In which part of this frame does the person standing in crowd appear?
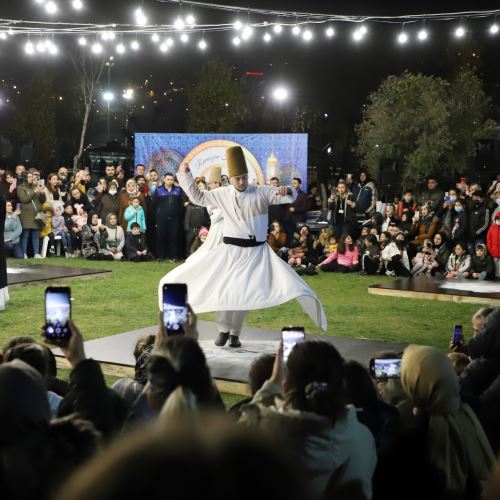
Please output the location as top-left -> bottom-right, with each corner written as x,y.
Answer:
285,177 -> 308,240
396,189 -> 417,218
124,197 -> 147,233
160,146 -> 326,348
44,172 -> 65,209
68,186 -> 92,214
14,163 -> 25,184
268,177 -> 287,227
17,171 -> 46,258
153,172 -> 184,261
468,190 -> 490,255
487,213 -> 500,280
57,166 -> 71,197
417,176 -> 444,210
352,170 -> 378,225
184,179 -> 210,255
0,194 -> 8,311
135,164 -> 146,177
118,179 -> 146,231
328,180 -> 356,240
307,184 -> 322,211
103,164 -> 116,185
3,200 -> 23,258
97,179 -> 120,223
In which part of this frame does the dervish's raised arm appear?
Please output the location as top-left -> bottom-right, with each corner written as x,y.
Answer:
177,163 -> 220,208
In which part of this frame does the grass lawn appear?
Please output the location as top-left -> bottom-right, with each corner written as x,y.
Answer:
1,257 -> 485,352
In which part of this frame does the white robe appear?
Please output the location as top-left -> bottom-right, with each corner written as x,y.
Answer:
158,173 -> 327,330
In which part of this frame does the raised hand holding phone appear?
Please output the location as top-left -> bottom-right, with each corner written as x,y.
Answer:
161,283 -> 188,336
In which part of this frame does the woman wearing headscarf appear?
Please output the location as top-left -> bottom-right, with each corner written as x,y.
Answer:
118,178 -> 146,231
408,202 -> 439,258
103,213 -> 125,260
400,344 -> 494,498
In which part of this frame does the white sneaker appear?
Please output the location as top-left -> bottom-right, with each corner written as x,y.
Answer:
23,253 -> 28,259
34,254 -> 43,259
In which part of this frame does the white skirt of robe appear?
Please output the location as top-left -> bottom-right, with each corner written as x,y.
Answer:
158,240 -> 327,330
0,287 -> 9,312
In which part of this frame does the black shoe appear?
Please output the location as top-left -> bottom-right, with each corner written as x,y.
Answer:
228,335 -> 241,348
215,332 -> 230,347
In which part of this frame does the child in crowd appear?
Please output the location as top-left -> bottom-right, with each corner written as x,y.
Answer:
411,239 -> 437,276
51,204 -> 71,256
486,213 -> 500,280
288,236 -> 308,267
468,243 -> 495,280
381,233 -> 411,276
63,204 -> 79,256
124,197 -> 147,233
125,222 -> 154,261
39,202 -> 56,257
360,233 -> 381,275
190,226 -> 208,255
444,242 -> 471,279
311,227 -> 332,263
317,233 -> 359,272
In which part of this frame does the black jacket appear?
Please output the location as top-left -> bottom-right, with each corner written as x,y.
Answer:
468,202 -> 490,239
469,254 -> 495,279
125,232 -> 149,259
0,195 -> 6,289
153,185 -> 183,220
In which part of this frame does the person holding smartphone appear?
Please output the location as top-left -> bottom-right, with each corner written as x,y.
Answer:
328,180 -> 356,241
160,146 -> 326,348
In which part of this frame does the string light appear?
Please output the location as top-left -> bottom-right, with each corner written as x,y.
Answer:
455,25 -> 466,37
78,36 -> 87,46
241,25 -> 253,40
116,42 -> 125,54
263,32 -> 272,42
233,19 -> 243,30
36,40 -> 46,53
159,42 -> 169,52
418,28 -> 428,41
101,31 -> 116,41
72,0 -> 83,10
489,23 -> 499,34
398,32 -> 408,44
302,28 -> 313,41
25,40 -> 35,55
232,36 -> 241,46
326,26 -> 335,37
292,25 -> 301,36
180,33 -> 189,43
130,39 -> 140,50
151,33 -> 160,43
185,14 -> 196,26
198,38 -> 207,50
135,7 -> 147,26
91,41 -> 103,54
273,24 -> 282,34
0,32 -> 7,41
45,1 -> 58,14
174,16 -> 185,30
166,37 -> 174,47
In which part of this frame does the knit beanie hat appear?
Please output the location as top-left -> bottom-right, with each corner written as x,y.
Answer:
198,226 -> 209,238
226,146 -> 248,178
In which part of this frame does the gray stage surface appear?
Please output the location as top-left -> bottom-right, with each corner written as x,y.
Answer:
7,264 -> 111,287
57,320 -> 407,384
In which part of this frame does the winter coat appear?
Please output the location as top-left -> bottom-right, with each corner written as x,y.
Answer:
97,192 -> 120,223
286,189 -> 309,225
449,210 -> 468,244
267,231 -> 287,253
239,380 -> 377,500
125,232 -> 149,259
124,205 -> 147,232
434,243 -> 451,271
4,213 -> 22,244
486,224 -> 500,258
445,254 -> 471,274
51,215 -> 66,236
184,203 -> 209,232
410,216 -> 439,245
352,181 -> 378,215
468,202 -> 490,240
328,193 -> 356,224
16,183 -> 46,229
460,309 -> 500,453
469,254 -> 495,279
417,187 -> 444,210
118,191 -> 147,231
153,185 -> 183,221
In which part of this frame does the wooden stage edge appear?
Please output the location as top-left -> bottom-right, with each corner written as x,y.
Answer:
55,357 -> 251,397
368,286 -> 500,306
9,271 -> 113,289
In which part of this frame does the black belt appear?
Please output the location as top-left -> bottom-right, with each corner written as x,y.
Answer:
223,236 -> 266,247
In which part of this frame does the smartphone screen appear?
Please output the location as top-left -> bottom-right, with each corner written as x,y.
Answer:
369,358 -> 401,379
45,287 -> 71,342
452,324 -> 463,345
16,203 -> 21,211
162,284 -> 188,334
282,327 -> 305,362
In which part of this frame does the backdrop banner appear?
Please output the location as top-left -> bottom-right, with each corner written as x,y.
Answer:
135,133 -> 308,188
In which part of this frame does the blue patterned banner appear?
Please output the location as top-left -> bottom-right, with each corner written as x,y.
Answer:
135,133 -> 308,189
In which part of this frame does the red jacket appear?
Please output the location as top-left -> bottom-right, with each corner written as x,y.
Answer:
486,224 -> 500,258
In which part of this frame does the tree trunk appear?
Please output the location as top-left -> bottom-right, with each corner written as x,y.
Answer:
73,101 -> 91,171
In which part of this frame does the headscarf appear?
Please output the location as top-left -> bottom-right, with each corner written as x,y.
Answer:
419,201 -> 435,232
125,179 -> 139,199
105,213 -> 118,229
401,345 -> 494,493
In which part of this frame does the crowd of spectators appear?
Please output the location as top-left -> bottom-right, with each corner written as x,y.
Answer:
1,164 -> 499,279
1,305 -> 500,500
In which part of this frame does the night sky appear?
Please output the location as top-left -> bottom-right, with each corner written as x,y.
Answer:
0,0 -> 499,165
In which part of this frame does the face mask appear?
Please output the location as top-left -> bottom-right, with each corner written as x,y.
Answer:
455,207 -> 463,213
108,189 -> 117,195
496,220 -> 500,226
496,199 -> 500,205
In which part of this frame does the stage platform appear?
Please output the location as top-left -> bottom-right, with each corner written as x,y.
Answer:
54,320 -> 406,396
7,264 -> 112,288
369,276 -> 500,305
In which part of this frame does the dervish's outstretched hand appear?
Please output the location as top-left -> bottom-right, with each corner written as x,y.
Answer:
276,186 -> 289,196
178,163 -> 190,174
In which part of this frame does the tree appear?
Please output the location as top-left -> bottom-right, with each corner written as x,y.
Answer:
72,51 -> 106,171
355,70 -> 497,189
187,59 -> 241,132
12,72 -> 57,169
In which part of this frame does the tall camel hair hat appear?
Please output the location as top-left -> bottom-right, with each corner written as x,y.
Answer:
206,166 -> 222,184
226,146 -> 248,178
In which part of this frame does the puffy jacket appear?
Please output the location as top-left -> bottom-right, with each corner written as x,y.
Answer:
17,183 -> 46,229
445,253 -> 471,274
4,213 -> 22,243
486,224 -> 500,258
470,254 -> 495,279
410,216 -> 439,245
468,202 -> 490,239
97,192 -> 120,223
352,181 -> 377,215
153,185 -> 183,220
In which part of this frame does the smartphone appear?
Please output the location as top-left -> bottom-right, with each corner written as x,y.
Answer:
162,284 -> 188,335
97,219 -> 102,226
282,326 -> 305,362
38,179 -> 45,188
444,193 -> 451,203
15,202 -> 21,211
452,324 -> 463,345
44,287 -> 71,343
369,358 -> 401,379
414,211 -> 420,220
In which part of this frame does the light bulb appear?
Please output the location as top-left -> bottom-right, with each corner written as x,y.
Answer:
135,8 -> 147,26
232,36 -> 241,46
180,33 -> 189,43
233,20 -> 242,30
166,37 -> 174,47
263,32 -> 272,42
359,25 -> 368,35
241,25 -> 253,40
292,25 -> 301,36
151,33 -> 160,43
49,43 -> 58,55
185,14 -> 195,26
490,23 -> 499,34
302,29 -> 313,41
131,40 -> 140,50
398,32 -> 408,44
116,43 -> 125,54
78,36 -> 87,46
273,24 -> 282,34
0,32 -> 7,40
25,41 -> 35,55
174,17 -> 185,30
353,29 -> 363,41
45,1 -> 57,14
198,39 -> 207,50
418,29 -> 428,41
159,42 -> 168,53
326,26 -> 335,37
455,26 -> 465,38
72,0 -> 83,10
91,42 -> 103,54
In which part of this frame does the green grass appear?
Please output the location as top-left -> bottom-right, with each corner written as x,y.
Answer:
2,258 -> 484,354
